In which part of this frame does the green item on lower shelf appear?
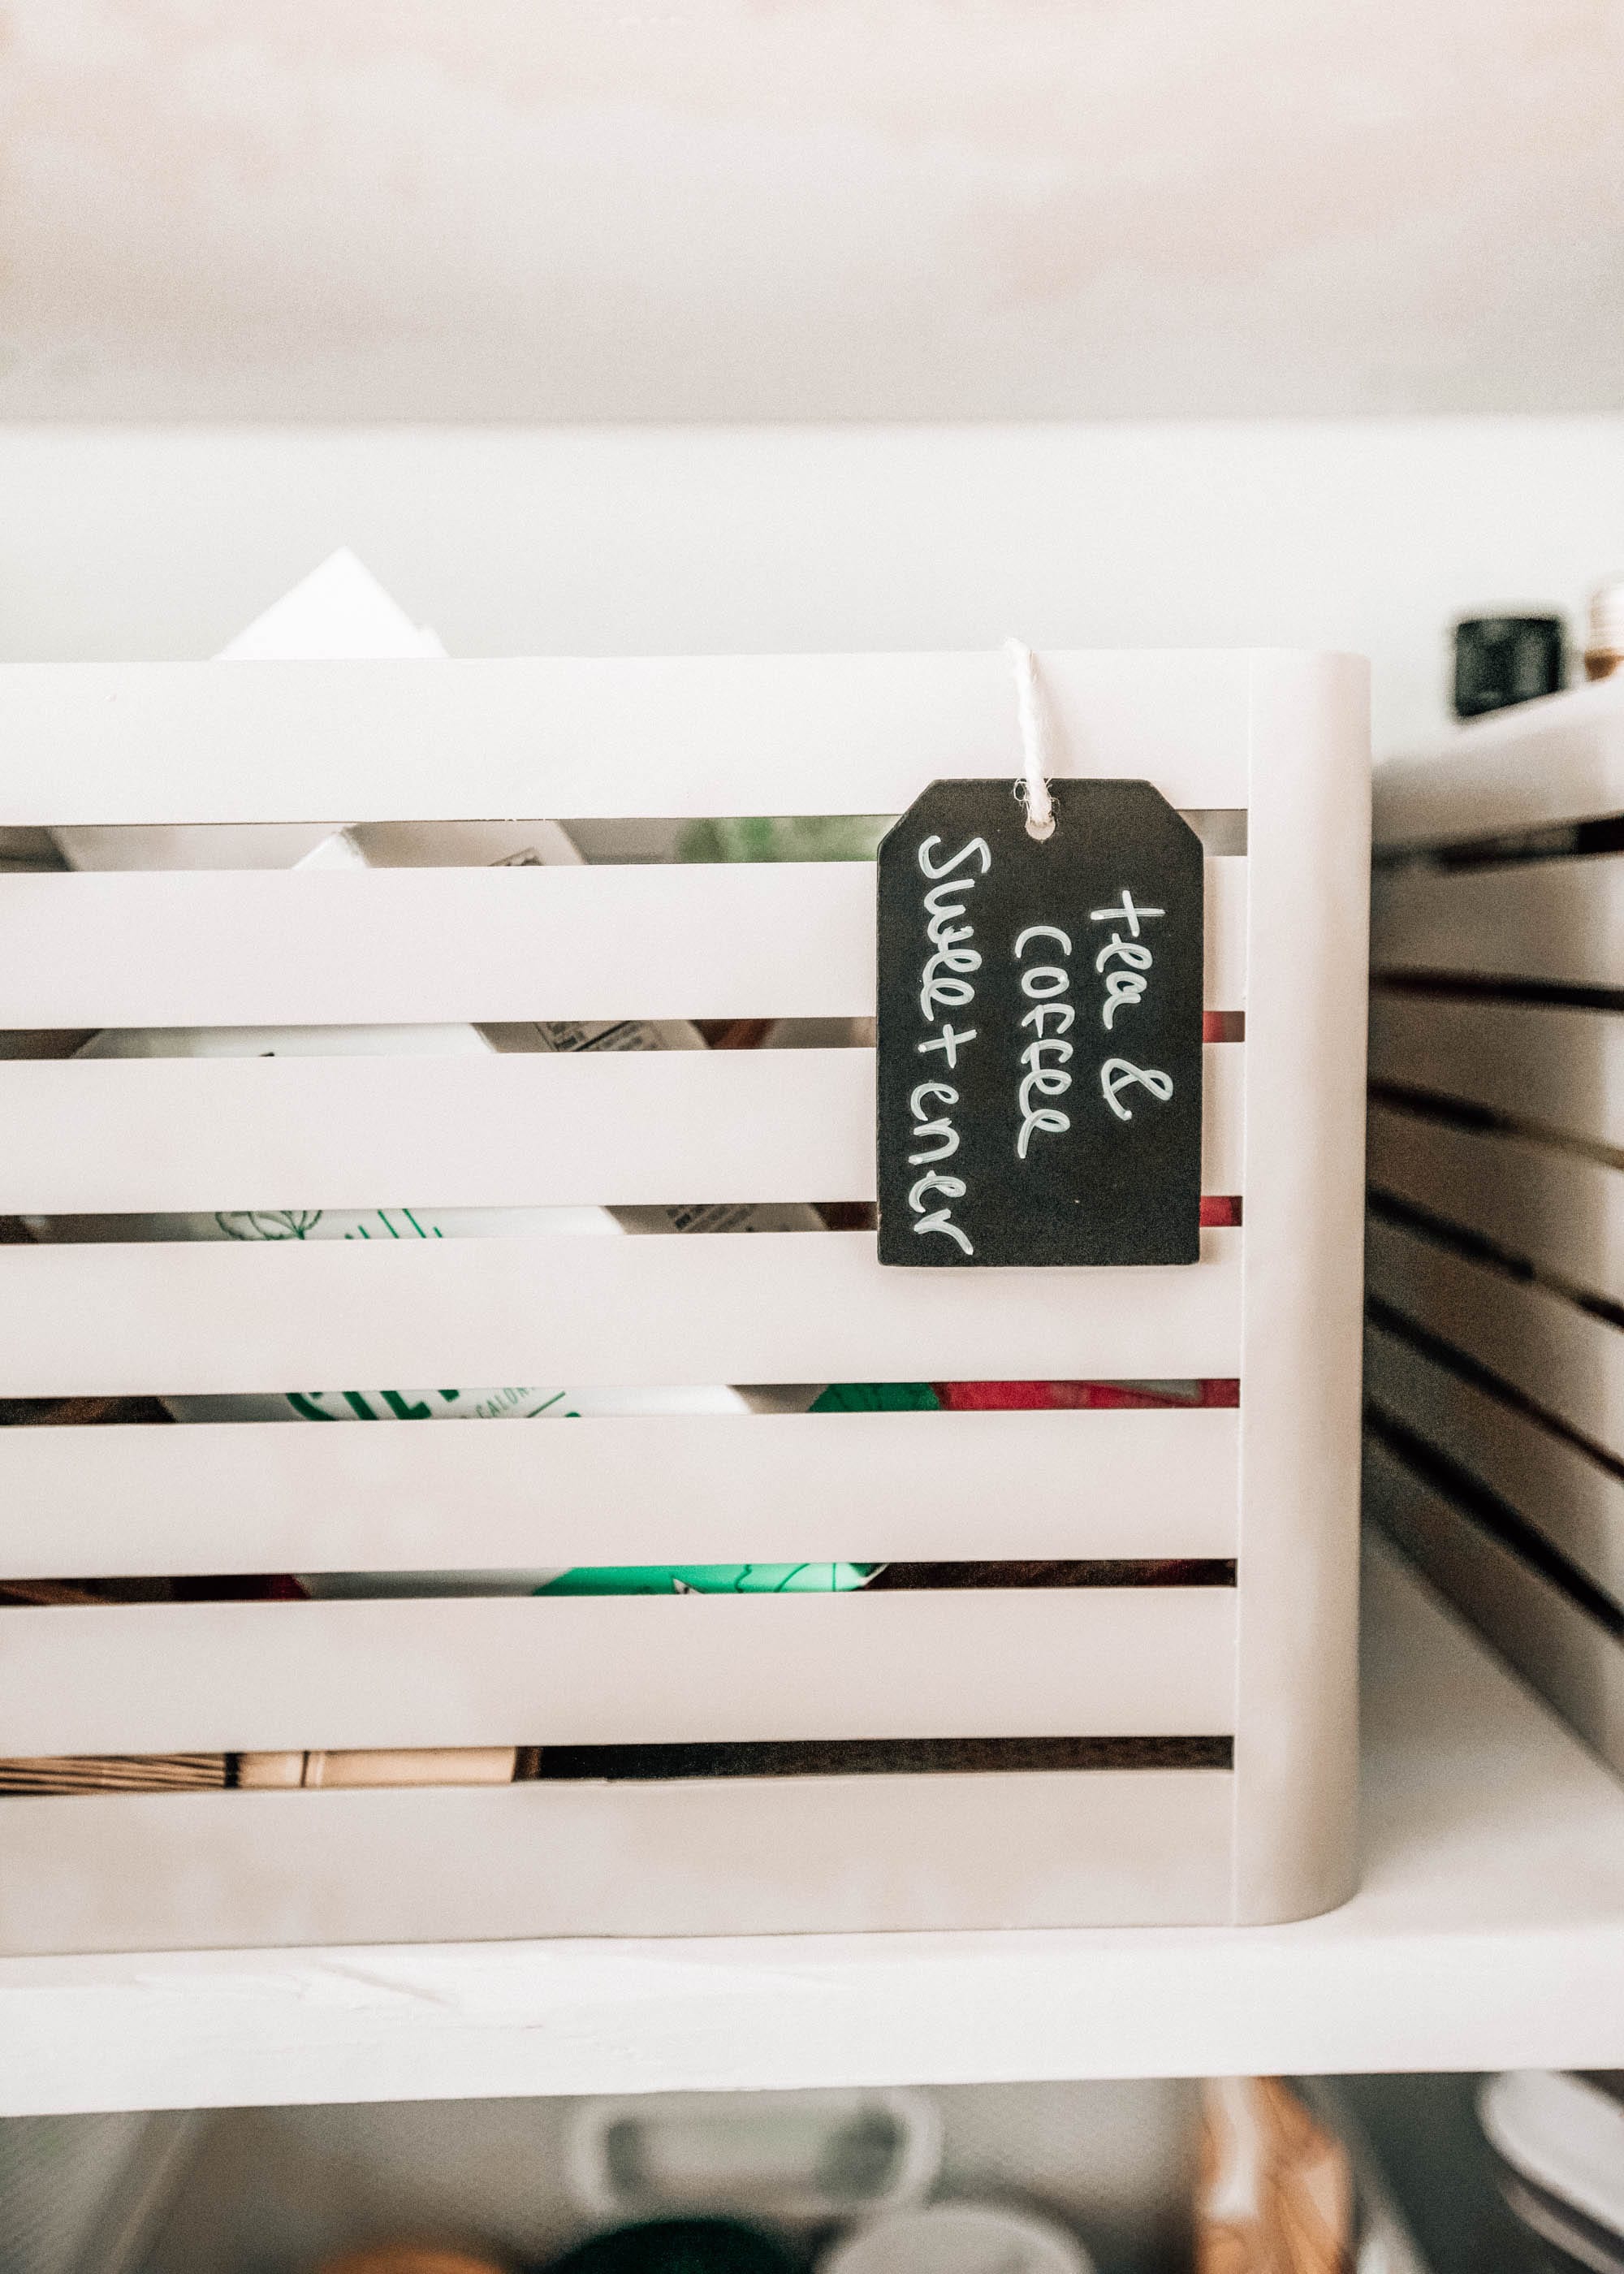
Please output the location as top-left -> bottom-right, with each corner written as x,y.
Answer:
542,2218 -> 794,2272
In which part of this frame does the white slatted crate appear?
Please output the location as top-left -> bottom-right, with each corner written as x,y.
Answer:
1367,677 -> 1624,1775
0,649 -> 1368,1952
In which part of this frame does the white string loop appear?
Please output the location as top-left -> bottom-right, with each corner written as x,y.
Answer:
1004,637 -> 1056,841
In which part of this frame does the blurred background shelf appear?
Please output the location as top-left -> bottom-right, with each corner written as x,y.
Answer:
2,1538 -> 1621,2117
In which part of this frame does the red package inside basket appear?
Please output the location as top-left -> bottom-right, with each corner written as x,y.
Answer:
934,1190 -> 1240,1412
934,1379 -> 1239,1411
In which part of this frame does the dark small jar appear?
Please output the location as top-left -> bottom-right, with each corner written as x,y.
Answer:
1453,614 -> 1566,719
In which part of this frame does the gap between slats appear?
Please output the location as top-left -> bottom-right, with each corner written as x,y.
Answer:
1364,1217 -> 1624,1463
1364,1415 -> 1622,1635
0,858 -> 1247,1028
0,1735 -> 1234,1796
0,1045 -> 1246,1215
1364,1319 -> 1624,1610
1367,992 -> 1624,1163
0,1589 -> 1240,1756
1367,1104 -> 1623,1314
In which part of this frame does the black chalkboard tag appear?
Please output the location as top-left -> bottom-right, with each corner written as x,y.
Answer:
875,778 -> 1204,1268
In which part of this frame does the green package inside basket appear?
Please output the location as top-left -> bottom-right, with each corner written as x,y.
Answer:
534,1382 -> 939,1596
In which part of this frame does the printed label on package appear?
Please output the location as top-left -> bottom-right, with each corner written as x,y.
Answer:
875,777 -> 1204,1267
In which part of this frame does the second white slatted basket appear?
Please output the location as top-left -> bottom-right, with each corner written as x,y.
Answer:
0,648 -> 1368,1952
1367,676 -> 1624,1776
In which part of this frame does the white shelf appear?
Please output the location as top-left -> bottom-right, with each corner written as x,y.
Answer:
2,1538 -> 1622,2117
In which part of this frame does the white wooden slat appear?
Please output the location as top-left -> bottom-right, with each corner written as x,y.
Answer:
1365,1430 -> 1624,1778
0,1589 -> 1238,1754
0,1406 -> 1240,1578
1367,1105 -> 1623,1303
1369,993 -> 1624,1157
0,653 -> 1257,827
0,1226 -> 1243,1397
0,860 -> 1247,1027
1371,854 -> 1622,992
1365,1320 -> 1624,1609
1365,1218 -> 1624,1462
1372,679 -> 1624,851
0,1046 -> 1246,1215
0,1770 -> 1237,1953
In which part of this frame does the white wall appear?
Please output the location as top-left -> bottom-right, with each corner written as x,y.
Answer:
3,420 -> 1621,754
2,0 -> 1620,423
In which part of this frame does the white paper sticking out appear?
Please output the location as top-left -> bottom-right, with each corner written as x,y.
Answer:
52,547 -> 443,874
214,547 -> 444,662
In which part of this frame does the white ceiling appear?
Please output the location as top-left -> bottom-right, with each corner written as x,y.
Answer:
2,0 -> 1622,421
